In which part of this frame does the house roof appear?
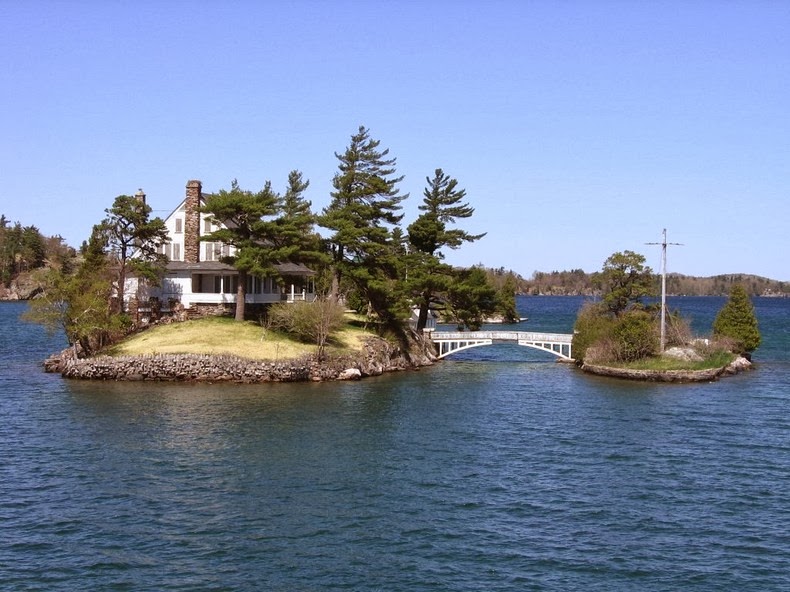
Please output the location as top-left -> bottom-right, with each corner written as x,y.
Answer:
165,261 -> 315,276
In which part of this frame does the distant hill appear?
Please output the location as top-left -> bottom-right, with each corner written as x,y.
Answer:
482,267 -> 789,298
663,273 -> 788,297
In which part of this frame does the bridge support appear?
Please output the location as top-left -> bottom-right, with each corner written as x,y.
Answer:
517,338 -> 572,360
436,337 -> 492,358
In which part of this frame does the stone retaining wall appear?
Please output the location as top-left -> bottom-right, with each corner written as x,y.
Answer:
51,335 -> 436,383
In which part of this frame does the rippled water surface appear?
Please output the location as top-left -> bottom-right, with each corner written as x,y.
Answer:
2,297 -> 789,591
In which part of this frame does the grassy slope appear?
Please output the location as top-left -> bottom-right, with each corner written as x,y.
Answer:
105,316 -> 371,360
606,350 -> 736,371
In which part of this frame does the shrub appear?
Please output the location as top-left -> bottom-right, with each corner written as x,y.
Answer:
665,310 -> 693,348
572,301 -> 615,364
611,310 -> 659,362
573,303 -> 659,364
268,299 -> 347,360
713,284 -> 761,355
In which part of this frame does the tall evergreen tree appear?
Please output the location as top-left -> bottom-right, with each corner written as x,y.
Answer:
274,170 -> 325,268
3,223 -> 24,278
713,284 -> 761,356
100,194 -> 168,313
446,266 -> 497,331
494,273 -> 519,323
21,225 -> 47,270
318,126 -> 408,327
200,179 -> 282,321
0,215 -> 8,285
406,168 -> 485,331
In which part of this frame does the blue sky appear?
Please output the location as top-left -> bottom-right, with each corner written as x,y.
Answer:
1,0 -> 788,280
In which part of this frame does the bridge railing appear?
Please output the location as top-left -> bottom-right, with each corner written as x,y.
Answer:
433,331 -> 572,343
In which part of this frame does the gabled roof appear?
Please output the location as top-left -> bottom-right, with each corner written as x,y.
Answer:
158,195 -> 204,225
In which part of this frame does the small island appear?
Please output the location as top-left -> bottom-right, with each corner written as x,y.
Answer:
25,128 -> 516,382
43,309 -> 438,383
570,251 -> 760,382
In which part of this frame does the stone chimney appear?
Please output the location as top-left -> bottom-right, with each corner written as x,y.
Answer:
134,188 -> 146,204
184,180 -> 202,263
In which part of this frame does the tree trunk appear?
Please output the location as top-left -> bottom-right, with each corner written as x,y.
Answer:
116,259 -> 126,314
330,271 -> 340,303
416,291 -> 431,333
235,270 -> 247,321
329,245 -> 343,303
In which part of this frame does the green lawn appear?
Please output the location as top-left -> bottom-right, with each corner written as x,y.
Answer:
607,350 -> 736,371
105,316 -> 371,360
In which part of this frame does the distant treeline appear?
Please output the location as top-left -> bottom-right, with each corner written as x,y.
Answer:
482,267 -> 789,298
0,214 -> 76,287
4,212 -> 786,300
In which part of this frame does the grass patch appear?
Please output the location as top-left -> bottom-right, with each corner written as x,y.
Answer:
104,315 -> 371,360
608,350 -> 736,371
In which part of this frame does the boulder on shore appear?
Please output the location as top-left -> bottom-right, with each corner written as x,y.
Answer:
338,368 -> 362,380
663,347 -> 704,362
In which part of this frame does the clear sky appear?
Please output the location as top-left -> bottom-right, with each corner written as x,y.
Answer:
1,0 -> 788,280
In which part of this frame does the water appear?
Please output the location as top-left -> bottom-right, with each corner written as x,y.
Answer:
1,296 -> 789,591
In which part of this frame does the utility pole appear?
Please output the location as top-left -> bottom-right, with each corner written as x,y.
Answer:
646,229 -> 682,352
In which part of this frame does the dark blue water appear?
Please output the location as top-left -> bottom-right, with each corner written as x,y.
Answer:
2,297 -> 789,591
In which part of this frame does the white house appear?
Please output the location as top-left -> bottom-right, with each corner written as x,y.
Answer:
126,180 -> 315,318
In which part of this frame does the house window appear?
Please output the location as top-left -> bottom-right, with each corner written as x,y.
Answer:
227,275 -> 238,295
204,219 -> 213,233
213,275 -> 237,294
172,243 -> 181,261
197,274 -> 220,293
174,218 -> 183,233
247,276 -> 262,294
204,243 -> 214,262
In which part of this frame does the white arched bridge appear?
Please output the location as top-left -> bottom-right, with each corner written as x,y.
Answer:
430,330 -> 574,361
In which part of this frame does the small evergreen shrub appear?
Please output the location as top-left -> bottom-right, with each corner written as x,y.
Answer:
713,284 -> 761,355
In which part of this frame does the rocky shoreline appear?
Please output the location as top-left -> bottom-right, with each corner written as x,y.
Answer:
581,356 -> 752,383
44,335 -> 437,383
42,328 -> 753,385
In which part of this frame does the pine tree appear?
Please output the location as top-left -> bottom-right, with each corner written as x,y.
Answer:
446,266 -> 497,331
201,179 -> 281,321
274,170 -> 325,269
100,194 -> 169,313
494,273 -> 519,323
20,225 -> 47,270
713,284 -> 761,356
406,168 -> 485,331
0,215 -> 8,285
318,126 -> 408,327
